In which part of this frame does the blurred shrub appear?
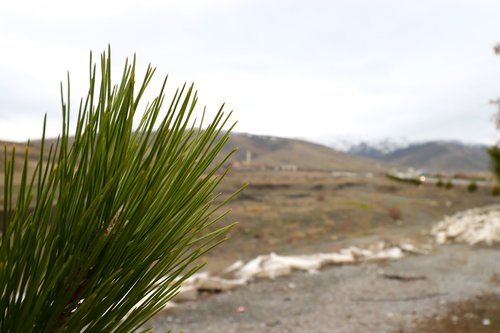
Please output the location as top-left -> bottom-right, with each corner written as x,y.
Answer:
385,173 -> 421,186
312,184 -> 324,191
492,185 -> 500,196
467,181 -> 478,192
488,146 -> 500,183
387,207 -> 403,221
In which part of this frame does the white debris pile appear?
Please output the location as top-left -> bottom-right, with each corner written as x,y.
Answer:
170,241 -> 423,304
431,205 -> 500,245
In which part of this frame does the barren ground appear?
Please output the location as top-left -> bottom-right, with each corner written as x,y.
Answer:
145,170 -> 500,332
147,244 -> 500,333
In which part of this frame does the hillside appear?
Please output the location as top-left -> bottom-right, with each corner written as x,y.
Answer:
0,140 -> 41,179
3,135 -> 489,174
311,137 -> 490,173
1,133 -> 386,181
380,141 -> 489,172
222,133 -> 386,172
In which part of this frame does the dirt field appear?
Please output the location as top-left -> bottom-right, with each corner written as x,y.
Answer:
3,165 -> 498,332
144,169 -> 500,332
202,169 -> 498,272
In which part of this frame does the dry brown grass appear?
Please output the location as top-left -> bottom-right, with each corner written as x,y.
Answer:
3,161 -> 498,272
411,293 -> 500,333
201,169 -> 500,271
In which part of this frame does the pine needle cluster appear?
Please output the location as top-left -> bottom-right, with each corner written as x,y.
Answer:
0,48 -> 241,332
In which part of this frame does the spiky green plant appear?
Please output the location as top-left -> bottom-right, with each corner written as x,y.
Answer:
488,146 -> 500,184
0,48 -> 242,332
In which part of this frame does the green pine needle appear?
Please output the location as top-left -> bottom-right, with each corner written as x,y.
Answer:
0,47 -> 242,332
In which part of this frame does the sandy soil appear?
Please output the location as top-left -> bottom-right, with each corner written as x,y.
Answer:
145,244 -> 500,333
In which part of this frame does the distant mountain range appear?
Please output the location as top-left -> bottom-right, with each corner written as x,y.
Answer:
221,133 -> 386,172
311,137 -> 491,172
307,136 -> 410,155
347,139 -> 410,159
0,133 -> 387,176
0,134 -> 492,175
375,141 -> 490,172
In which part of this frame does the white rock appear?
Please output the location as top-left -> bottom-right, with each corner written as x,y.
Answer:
431,205 -> 500,245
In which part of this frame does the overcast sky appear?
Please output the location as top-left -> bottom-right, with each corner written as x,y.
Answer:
2,0 -> 500,144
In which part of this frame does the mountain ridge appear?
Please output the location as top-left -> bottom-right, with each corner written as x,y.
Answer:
0,133 -> 388,175
221,133 -> 387,172
338,139 -> 489,172
379,140 -> 490,172
1,134 -> 492,174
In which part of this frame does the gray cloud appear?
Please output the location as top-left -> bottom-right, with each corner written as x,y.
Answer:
1,0 -> 500,143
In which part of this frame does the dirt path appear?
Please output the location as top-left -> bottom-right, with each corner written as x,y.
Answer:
146,244 -> 500,333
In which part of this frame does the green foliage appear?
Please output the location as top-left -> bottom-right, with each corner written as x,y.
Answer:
445,180 -> 454,190
436,179 -> 444,187
488,146 -> 500,183
385,173 -> 421,186
467,181 -> 478,193
0,49 -> 242,332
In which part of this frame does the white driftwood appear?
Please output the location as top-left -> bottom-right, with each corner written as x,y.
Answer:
159,241 -> 425,308
234,255 -> 266,280
317,252 -> 356,265
234,254 -> 292,280
267,253 -> 322,272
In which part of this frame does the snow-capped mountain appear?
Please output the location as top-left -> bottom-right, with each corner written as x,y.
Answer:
347,138 -> 411,158
306,136 -> 410,156
304,136 -> 490,172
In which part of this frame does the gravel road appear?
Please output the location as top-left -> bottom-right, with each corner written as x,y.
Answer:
146,244 -> 500,333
